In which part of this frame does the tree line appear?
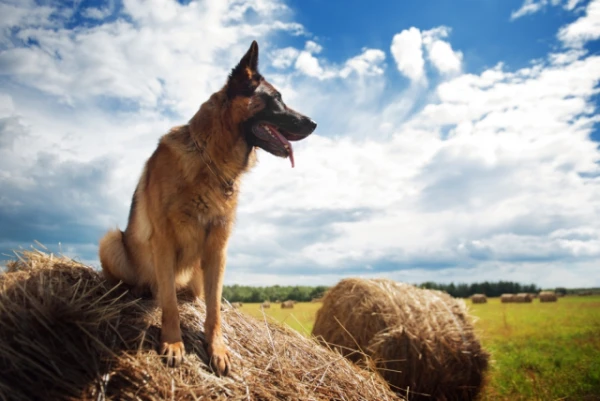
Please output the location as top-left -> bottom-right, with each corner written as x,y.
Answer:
222,284 -> 329,303
222,281 -> 542,302
418,281 -> 540,298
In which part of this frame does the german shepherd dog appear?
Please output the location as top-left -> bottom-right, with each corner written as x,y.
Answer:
98,41 -> 316,376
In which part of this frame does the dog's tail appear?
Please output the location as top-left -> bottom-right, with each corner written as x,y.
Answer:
99,229 -> 137,285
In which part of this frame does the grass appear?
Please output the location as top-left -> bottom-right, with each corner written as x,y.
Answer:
237,296 -> 600,401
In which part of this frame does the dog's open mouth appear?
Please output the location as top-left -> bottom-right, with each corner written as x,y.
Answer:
251,123 -> 295,167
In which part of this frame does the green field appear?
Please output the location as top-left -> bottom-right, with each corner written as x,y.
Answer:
237,296 -> 600,401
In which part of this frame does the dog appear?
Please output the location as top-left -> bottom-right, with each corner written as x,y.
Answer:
98,41 -> 316,376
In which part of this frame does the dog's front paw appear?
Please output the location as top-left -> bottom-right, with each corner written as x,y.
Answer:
160,341 -> 185,367
207,339 -> 231,377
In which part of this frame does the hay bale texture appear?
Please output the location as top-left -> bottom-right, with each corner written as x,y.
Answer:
500,294 -> 515,303
281,300 -> 294,309
471,294 -> 487,304
0,250 -> 403,401
312,278 -> 489,401
514,293 -> 533,303
539,291 -> 558,302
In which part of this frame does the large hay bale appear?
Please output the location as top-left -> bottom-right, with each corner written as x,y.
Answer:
471,294 -> 487,304
261,300 -> 271,309
514,293 -> 533,303
312,278 -> 489,401
281,300 -> 294,309
500,293 -> 515,303
0,251 -> 403,401
539,291 -> 558,302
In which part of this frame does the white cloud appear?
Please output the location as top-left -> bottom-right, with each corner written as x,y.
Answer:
82,7 -> 113,20
294,51 -> 328,78
390,27 -> 425,83
511,0 -> 551,20
565,0 -> 585,10
558,0 -> 600,47
511,0 -> 587,20
340,48 -> 386,78
293,46 -> 386,80
422,27 -> 462,75
270,47 -> 300,69
305,40 -> 323,54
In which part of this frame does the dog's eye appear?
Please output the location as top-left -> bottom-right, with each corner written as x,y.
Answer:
274,93 -> 282,102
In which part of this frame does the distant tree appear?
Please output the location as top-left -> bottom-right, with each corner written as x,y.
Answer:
555,287 -> 567,296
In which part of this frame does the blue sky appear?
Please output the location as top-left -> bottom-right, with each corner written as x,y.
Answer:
1,0 -> 600,287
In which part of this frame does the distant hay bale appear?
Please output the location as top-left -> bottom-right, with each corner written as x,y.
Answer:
514,293 -> 533,303
500,294 -> 515,303
231,302 -> 243,309
312,297 -> 323,303
0,250 -> 403,401
539,291 -> 558,302
281,300 -> 294,309
471,294 -> 487,304
261,301 -> 271,308
312,278 -> 489,401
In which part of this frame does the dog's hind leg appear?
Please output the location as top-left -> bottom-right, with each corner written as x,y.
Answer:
188,261 -> 204,301
152,234 -> 185,367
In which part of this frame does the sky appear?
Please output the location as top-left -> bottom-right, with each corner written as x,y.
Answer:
1,0 -> 600,288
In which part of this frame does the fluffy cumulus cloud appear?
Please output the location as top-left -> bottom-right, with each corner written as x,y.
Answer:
390,26 -> 462,83
391,27 -> 425,83
1,0 -> 600,288
422,27 -> 463,75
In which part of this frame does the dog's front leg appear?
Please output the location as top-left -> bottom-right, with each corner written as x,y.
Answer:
152,235 -> 185,367
202,224 -> 231,376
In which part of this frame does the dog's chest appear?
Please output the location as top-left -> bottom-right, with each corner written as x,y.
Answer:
182,184 -> 239,225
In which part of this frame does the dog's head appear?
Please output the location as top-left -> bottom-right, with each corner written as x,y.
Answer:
226,41 -> 317,167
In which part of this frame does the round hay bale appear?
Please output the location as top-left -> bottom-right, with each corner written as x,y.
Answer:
500,294 -> 515,303
231,302 -> 243,309
312,278 -> 489,401
261,300 -> 271,309
471,294 -> 487,304
539,291 -> 558,302
514,293 -> 533,303
281,300 -> 294,309
0,251 -> 403,401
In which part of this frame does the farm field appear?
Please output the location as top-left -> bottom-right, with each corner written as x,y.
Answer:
237,296 -> 600,401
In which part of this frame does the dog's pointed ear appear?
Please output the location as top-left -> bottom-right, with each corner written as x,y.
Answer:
227,41 -> 260,98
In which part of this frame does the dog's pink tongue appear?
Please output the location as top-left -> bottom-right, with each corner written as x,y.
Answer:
288,145 -> 295,168
270,126 -> 295,168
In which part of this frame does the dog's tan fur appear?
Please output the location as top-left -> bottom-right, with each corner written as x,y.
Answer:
99,43 -> 267,376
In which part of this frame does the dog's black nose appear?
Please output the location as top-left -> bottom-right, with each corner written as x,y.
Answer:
307,118 -> 317,132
